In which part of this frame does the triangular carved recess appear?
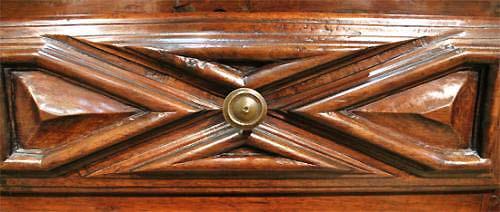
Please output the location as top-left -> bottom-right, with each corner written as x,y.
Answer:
84,117 -> 389,177
143,146 -> 317,171
114,42 -> 357,90
351,71 -> 478,150
12,71 -> 140,149
215,60 -> 276,76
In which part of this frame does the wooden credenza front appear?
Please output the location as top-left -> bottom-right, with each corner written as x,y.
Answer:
0,1 -> 499,211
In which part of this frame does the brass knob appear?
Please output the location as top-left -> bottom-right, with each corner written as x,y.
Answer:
223,88 -> 267,130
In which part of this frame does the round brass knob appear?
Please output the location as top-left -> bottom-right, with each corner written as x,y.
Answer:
223,88 -> 267,130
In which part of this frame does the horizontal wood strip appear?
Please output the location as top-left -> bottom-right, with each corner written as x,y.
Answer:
1,0 -> 498,19
0,193 -> 488,211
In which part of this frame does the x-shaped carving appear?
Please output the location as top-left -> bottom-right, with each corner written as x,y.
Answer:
2,30 -> 492,176
2,35 -> 379,176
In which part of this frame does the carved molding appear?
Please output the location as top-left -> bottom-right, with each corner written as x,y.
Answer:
0,13 -> 499,194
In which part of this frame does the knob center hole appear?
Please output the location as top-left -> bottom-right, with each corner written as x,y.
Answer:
242,105 -> 250,113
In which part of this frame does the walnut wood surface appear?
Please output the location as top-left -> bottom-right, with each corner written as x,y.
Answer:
12,71 -> 138,149
0,193 -> 493,212
0,9 -> 499,208
1,0 -> 499,18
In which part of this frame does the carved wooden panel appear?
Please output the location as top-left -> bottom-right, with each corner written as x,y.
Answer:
0,13 -> 499,194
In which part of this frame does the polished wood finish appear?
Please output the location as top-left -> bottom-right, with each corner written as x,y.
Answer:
12,71 -> 138,149
0,193 -> 492,212
351,71 -> 478,150
1,1 -> 499,210
1,0 -> 498,18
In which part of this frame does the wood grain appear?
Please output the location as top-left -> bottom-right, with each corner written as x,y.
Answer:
2,13 -> 499,63
0,193 -> 489,212
0,69 -> 9,162
1,0 -> 498,18
349,70 -> 479,154
12,71 -> 137,149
